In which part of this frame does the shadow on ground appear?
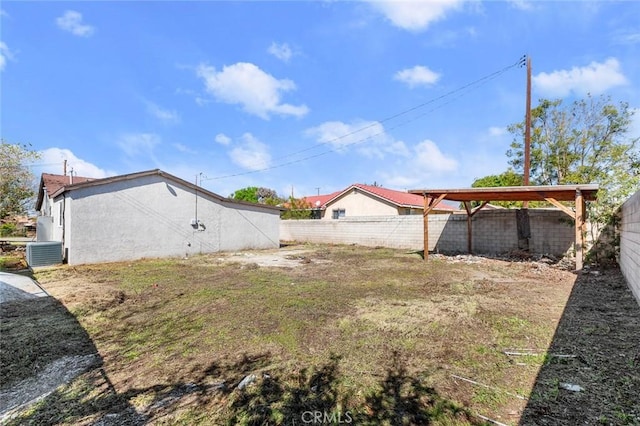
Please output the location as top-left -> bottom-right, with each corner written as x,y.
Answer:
0,290 -> 143,424
3,341 -> 482,425
520,268 -> 640,425
1,265 -> 481,425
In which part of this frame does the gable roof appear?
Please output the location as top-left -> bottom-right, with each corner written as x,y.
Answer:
348,184 -> 426,208
305,184 -> 458,211
41,169 -> 282,212
301,191 -> 342,209
36,173 -> 96,211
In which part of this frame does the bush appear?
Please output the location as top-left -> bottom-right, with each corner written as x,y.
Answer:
0,223 -> 17,237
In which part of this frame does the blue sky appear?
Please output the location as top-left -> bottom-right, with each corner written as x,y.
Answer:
2,1 -> 639,199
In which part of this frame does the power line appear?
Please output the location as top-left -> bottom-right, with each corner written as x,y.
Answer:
26,162 -> 65,168
266,56 -> 525,165
203,56 -> 524,181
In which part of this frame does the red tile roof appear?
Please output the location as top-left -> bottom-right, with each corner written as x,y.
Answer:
41,173 -> 95,195
301,191 -> 342,209
304,184 -> 458,211
36,173 -> 96,211
352,184 -> 426,208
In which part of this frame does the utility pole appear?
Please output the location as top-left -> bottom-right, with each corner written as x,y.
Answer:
523,55 -> 532,208
195,174 -> 198,223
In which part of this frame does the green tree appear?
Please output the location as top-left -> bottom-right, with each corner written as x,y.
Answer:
507,94 -> 639,221
506,95 -> 639,263
230,186 -> 282,205
230,186 -> 260,203
0,141 -> 40,220
470,169 -> 524,208
280,197 -> 313,219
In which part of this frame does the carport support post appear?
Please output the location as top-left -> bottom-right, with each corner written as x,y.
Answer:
575,189 -> 584,270
423,195 -> 432,261
463,202 -> 473,254
422,193 -> 447,261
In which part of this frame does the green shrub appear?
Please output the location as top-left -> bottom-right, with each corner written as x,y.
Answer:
0,223 -> 16,237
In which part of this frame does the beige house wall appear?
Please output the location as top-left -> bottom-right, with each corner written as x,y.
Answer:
321,189 -> 404,220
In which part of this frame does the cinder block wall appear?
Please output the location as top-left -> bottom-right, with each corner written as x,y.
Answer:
528,210 -> 575,254
280,215 -> 426,249
620,190 -> 640,305
471,210 -> 519,253
281,210 -> 574,256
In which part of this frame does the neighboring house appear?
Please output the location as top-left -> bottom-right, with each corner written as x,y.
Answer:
34,169 -> 281,265
300,184 -> 458,220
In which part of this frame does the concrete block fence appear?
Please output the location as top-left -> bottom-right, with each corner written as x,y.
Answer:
280,209 -> 574,256
620,190 -> 640,305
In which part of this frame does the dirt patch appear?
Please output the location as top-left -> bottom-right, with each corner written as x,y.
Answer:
352,295 -> 481,332
211,247 -> 327,268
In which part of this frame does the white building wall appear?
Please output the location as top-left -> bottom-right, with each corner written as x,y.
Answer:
36,216 -> 53,242
36,192 -> 55,241
620,190 -> 640,305
50,198 -> 65,243
62,174 -> 279,265
40,193 -> 53,217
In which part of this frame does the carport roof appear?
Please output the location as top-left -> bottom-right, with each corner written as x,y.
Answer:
408,184 -> 598,202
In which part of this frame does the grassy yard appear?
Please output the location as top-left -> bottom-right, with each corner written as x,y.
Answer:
2,244 -> 582,425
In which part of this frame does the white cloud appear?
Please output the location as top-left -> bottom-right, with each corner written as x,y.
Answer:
533,58 -> 628,97
508,0 -> 534,11
305,120 -> 407,158
367,0 -> 465,32
215,133 -> 231,146
612,29 -> 640,45
229,133 -> 271,171
146,101 -> 180,124
1,9 -> 9,18
0,41 -> 14,71
413,140 -> 458,172
196,62 -> 309,119
173,143 -> 196,154
394,65 -> 441,88
56,10 -> 95,37
306,120 -> 382,150
381,139 -> 458,187
268,42 -> 293,62
488,126 -> 507,137
117,133 -> 161,158
40,148 -> 113,178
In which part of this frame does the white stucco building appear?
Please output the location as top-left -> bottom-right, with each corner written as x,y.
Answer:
35,169 -> 281,265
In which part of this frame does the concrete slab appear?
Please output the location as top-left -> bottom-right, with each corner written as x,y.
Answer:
0,272 -> 49,303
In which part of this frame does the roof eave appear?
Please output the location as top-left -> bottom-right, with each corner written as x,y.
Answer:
48,169 -> 283,212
